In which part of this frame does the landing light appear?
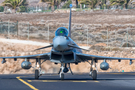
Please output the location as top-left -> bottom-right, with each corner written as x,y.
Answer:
37,64 -> 39,68
92,65 -> 95,68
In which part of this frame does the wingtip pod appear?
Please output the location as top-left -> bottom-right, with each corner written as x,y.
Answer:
1,58 -> 6,64
118,59 -> 133,65
129,59 -> 132,65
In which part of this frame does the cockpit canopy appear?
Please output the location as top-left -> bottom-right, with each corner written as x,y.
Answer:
55,27 -> 69,36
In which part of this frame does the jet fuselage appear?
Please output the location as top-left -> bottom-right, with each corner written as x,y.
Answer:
50,27 -> 82,63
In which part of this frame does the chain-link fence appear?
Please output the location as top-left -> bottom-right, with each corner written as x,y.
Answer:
1,20 -> 135,49
0,20 -> 18,38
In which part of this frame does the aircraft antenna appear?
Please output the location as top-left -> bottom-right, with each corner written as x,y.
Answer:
68,4 -> 72,37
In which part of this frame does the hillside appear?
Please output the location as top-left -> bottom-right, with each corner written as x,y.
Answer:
1,9 -> 135,24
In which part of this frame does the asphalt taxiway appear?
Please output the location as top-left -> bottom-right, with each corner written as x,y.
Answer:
0,72 -> 135,90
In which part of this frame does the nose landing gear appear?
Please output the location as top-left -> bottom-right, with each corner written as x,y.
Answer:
59,63 -> 73,80
60,63 -> 64,80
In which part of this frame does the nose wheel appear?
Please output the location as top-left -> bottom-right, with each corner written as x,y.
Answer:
60,73 -> 64,80
59,63 -> 73,80
59,63 -> 64,80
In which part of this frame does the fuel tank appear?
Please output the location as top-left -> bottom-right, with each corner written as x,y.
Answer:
21,61 -> 32,69
100,62 -> 109,70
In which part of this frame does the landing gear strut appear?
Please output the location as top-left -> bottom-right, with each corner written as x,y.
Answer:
34,58 -> 43,79
59,63 -> 73,80
60,63 -> 64,80
89,60 -> 97,80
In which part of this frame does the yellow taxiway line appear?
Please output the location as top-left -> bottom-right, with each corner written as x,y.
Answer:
16,76 -> 38,90
27,80 -> 99,83
16,75 -> 99,90
106,73 -> 135,75
72,81 -> 87,82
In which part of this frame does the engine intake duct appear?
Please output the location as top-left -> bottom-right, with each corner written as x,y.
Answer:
51,53 -> 62,60
64,52 -> 74,61
51,52 -> 74,62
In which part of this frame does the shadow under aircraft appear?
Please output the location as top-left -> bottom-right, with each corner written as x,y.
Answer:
1,4 -> 135,80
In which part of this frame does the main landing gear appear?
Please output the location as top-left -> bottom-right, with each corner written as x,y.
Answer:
59,63 -> 73,80
35,69 -> 39,79
88,60 -> 97,80
34,58 -> 45,79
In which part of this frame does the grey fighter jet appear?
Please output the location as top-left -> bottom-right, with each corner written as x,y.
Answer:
1,4 -> 135,80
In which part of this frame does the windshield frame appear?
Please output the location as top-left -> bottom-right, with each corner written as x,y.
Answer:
55,27 -> 69,37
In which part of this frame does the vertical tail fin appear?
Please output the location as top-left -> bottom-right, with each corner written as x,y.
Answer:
68,4 -> 72,38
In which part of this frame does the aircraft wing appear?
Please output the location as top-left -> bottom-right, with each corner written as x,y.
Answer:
0,53 -> 50,60
76,53 -> 135,61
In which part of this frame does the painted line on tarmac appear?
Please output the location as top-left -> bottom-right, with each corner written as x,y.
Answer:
27,80 -> 99,83
106,73 -> 135,75
72,81 -> 87,82
16,76 -> 38,90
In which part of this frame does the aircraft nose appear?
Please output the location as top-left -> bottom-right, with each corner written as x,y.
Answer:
53,36 -> 68,51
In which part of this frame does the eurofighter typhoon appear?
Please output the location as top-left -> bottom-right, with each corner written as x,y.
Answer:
1,4 -> 135,80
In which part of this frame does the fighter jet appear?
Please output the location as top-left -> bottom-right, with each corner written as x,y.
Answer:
1,4 -> 135,80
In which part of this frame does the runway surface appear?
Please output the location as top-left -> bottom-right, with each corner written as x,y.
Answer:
0,72 -> 135,90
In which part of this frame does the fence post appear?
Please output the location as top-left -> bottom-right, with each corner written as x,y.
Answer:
107,28 -> 108,47
115,29 -> 117,47
8,20 -> 10,39
0,19 -> 1,32
48,24 -> 49,42
16,20 -> 18,38
127,27 -> 129,47
28,22 -> 30,40
87,27 -> 88,46
1,20 -> 2,33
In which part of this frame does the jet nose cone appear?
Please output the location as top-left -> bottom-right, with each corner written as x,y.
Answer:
53,36 -> 68,51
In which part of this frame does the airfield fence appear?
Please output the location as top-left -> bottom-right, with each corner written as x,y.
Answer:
0,20 -> 135,49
